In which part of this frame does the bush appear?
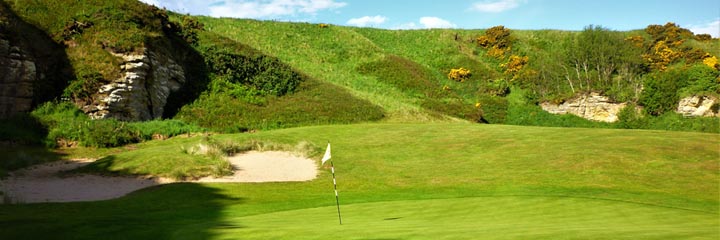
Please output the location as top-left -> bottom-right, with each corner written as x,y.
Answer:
639,68 -> 685,116
128,119 -> 204,140
176,79 -> 385,132
616,103 -> 647,129
81,119 -> 140,148
646,112 -> 720,133
31,101 -> 88,147
200,45 -> 304,96
448,68 -> 472,82
680,64 -> 719,96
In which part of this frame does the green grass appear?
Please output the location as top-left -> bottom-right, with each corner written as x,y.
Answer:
202,197 -> 718,239
2,124 -> 716,239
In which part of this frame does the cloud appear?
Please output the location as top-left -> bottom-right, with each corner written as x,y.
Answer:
419,17 -> 456,29
393,17 -> 456,30
687,19 -> 720,38
470,0 -> 521,13
208,0 -> 347,18
347,15 -> 387,27
393,22 -> 418,30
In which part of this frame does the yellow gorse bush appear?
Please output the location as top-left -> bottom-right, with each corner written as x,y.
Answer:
702,54 -> 719,70
501,55 -> 529,76
448,68 -> 471,82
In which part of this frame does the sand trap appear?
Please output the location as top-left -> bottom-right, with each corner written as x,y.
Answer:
197,151 -> 318,183
0,151 -> 318,203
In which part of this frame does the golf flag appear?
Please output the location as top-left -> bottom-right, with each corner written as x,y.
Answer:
322,143 -> 331,165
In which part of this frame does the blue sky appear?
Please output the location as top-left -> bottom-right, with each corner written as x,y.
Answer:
140,0 -> 720,37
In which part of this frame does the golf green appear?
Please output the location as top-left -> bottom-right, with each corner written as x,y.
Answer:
175,196 -> 718,239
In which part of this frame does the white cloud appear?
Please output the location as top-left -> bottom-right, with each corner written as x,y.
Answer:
419,17 -> 456,29
687,19 -> 720,38
470,0 -> 521,13
208,0 -> 347,18
347,15 -> 387,27
393,17 -> 456,30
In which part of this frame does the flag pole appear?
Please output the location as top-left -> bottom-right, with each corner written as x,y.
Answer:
330,159 -> 342,225
322,141 -> 342,225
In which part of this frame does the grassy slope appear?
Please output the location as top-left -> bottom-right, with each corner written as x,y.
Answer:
2,124 -> 716,239
201,18 -> 487,121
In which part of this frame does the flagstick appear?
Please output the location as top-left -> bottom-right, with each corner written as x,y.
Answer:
330,159 -> 342,225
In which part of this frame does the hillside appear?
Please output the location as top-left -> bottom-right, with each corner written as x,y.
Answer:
0,0 -> 718,151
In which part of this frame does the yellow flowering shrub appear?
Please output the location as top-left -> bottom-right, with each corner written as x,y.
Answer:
476,25 -> 513,59
448,68 -> 471,82
501,55 -> 528,75
703,54 -> 719,70
625,35 -> 644,48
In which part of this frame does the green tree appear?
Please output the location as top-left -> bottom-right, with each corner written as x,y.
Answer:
639,68 -> 685,116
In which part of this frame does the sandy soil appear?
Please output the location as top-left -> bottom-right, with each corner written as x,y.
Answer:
0,151 -> 318,203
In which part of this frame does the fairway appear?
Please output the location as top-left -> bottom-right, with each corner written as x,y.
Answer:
185,197 -> 718,239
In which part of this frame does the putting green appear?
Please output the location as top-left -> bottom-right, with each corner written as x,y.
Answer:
177,196 -> 718,239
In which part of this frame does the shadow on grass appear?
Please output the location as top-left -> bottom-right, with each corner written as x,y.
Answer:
0,183 -> 244,240
0,146 -> 67,178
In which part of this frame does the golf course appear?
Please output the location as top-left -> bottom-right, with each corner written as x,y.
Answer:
1,0 -> 719,239
2,123 -> 718,239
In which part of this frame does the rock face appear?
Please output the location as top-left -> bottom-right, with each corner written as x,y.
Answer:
0,3 -> 72,119
540,92 -> 627,122
0,38 -> 36,117
676,96 -> 719,117
84,50 -> 185,121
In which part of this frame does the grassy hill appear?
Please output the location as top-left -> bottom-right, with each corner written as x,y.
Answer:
1,123 -> 717,239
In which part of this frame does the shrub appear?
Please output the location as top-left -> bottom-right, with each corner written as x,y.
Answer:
81,119 -> 140,148
702,54 -> 719,70
448,68 -> 471,82
616,103 -> 647,129
639,69 -> 685,116
477,25 -> 514,58
128,119 -> 204,140
680,64 -> 719,96
201,46 -> 304,96
501,55 -> 529,77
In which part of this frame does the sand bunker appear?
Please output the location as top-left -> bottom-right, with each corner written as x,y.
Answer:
0,151 -> 318,203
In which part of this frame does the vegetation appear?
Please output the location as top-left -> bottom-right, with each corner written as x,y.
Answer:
1,123 -> 717,238
0,2 -> 717,239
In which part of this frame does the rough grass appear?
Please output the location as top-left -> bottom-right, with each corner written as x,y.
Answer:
1,124 -> 715,239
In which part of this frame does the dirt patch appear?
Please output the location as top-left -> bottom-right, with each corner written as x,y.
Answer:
0,151 -> 318,203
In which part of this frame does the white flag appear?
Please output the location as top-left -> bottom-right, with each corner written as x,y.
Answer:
321,143 -> 331,165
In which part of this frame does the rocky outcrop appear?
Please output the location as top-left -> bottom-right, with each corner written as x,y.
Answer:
0,2 -> 71,119
540,92 -> 627,122
676,96 -> 719,117
84,49 -> 185,121
0,38 -> 35,117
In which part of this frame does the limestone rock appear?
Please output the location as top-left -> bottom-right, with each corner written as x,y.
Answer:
676,96 -> 718,117
540,92 -> 627,122
85,49 -> 185,121
0,38 -> 36,117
